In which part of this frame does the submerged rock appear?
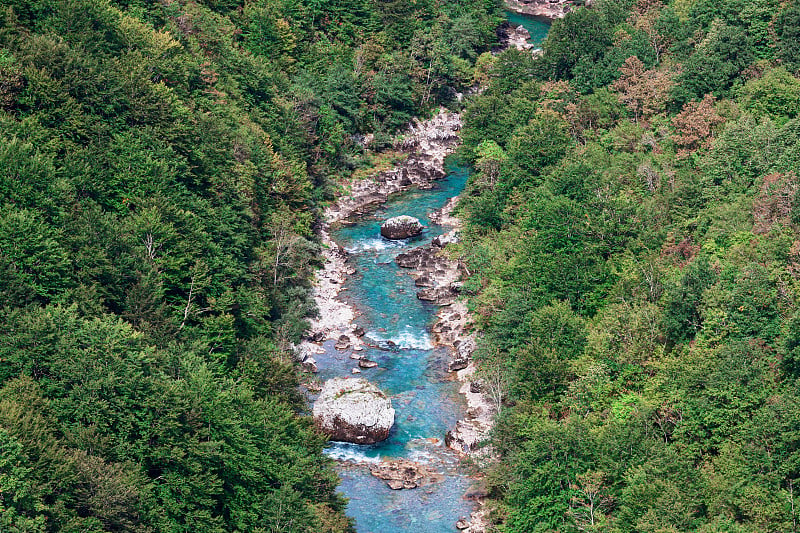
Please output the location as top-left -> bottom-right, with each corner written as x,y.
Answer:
313,377 -> 395,444
381,215 -> 424,240
369,459 -> 444,490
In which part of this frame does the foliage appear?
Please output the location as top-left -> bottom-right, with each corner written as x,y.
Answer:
0,0 -> 502,530
458,0 -> 800,531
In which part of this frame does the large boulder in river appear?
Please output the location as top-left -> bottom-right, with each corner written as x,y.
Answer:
381,215 -> 424,240
313,377 -> 395,444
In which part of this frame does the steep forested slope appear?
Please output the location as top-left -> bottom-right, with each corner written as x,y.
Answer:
457,0 -> 800,531
0,0 -> 501,531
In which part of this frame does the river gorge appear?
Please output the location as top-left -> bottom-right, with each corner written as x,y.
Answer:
300,15 -> 550,533
300,110 -> 482,532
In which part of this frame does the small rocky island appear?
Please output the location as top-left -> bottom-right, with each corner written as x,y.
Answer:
380,215 -> 425,240
369,459 -> 444,490
313,377 -> 395,444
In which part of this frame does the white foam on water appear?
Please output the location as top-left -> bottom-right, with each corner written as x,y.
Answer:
367,326 -> 433,350
393,329 -> 433,350
324,443 -> 382,464
344,238 -> 403,254
404,447 -> 436,465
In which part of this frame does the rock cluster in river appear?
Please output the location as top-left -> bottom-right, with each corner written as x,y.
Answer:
381,215 -> 425,240
395,230 -> 464,306
313,377 -> 395,444
369,459 -> 444,490
505,0 -> 575,20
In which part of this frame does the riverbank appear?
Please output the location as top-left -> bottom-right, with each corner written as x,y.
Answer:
505,0 -> 572,20
298,109 -> 462,362
299,108 -> 494,532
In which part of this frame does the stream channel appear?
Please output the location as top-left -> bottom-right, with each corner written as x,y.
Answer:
314,16 -> 549,531
313,161 -> 475,532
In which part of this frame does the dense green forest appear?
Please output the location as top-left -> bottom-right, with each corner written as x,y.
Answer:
0,0 -> 501,530
456,0 -> 800,531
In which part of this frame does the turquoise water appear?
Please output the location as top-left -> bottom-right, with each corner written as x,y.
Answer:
505,10 -> 550,47
314,162 -> 478,532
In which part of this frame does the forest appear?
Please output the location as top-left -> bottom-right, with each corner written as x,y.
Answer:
0,0 -> 501,531
3,0 -> 800,531
455,0 -> 800,531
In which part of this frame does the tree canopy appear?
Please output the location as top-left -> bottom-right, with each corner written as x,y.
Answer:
0,0 -> 502,530
456,0 -> 800,530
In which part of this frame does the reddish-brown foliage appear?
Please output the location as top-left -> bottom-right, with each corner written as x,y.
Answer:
661,233 -> 700,267
671,94 -> 725,157
0,68 -> 24,110
613,56 -> 677,123
753,172 -> 798,234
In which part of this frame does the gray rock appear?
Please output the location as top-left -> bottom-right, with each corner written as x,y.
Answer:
457,337 -> 477,359
395,247 -> 426,268
414,275 -> 433,287
381,215 -> 424,240
313,377 -> 395,444
335,334 -> 351,350
417,286 -> 458,305
449,357 -> 469,372
302,357 -> 318,373
369,459 -> 443,490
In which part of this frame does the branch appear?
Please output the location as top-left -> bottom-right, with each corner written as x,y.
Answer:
178,276 -> 195,331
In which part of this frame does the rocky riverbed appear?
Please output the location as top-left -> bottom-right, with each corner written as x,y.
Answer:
395,198 -> 494,459
296,109 -> 462,369
298,108 -> 494,532
505,0 -> 574,20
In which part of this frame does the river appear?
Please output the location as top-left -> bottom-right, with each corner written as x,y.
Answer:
312,16 -> 550,531
312,160 -> 477,532
504,9 -> 550,47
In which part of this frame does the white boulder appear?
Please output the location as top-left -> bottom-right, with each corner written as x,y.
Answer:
381,215 -> 424,240
313,377 -> 395,444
